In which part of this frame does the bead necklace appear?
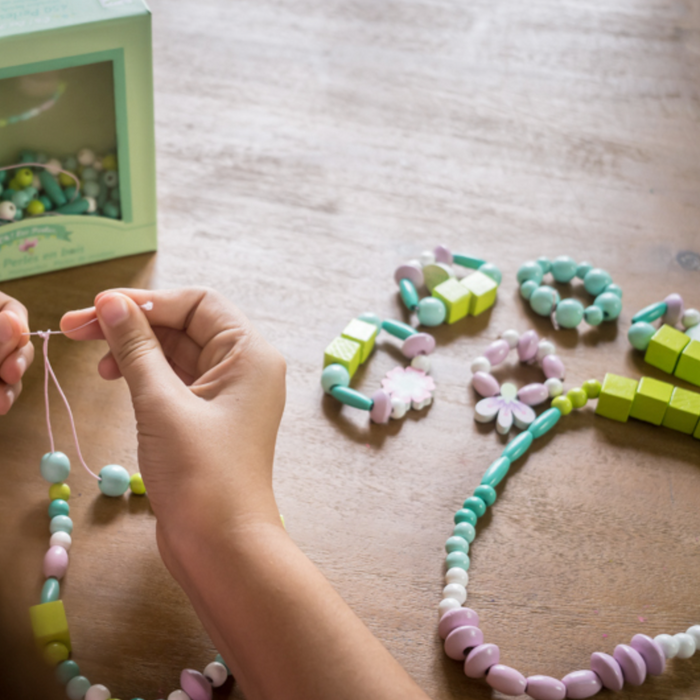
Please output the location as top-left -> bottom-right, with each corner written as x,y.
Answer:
439,369 -> 700,699
26,314 -> 233,700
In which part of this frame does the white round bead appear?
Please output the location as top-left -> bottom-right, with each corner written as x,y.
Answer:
501,329 -> 520,349
0,201 -> 17,221
418,250 -> 436,266
390,397 -> 408,420
654,633 -> 679,659
445,567 -> 469,587
536,340 -> 556,360
50,531 -> 72,551
544,377 -> 563,397
442,583 -> 467,604
85,685 -> 111,700
674,633 -> 696,659
203,661 -> 228,687
438,597 -> 461,618
411,354 -> 431,373
685,625 -> 700,647
77,148 -> 96,166
681,308 -> 700,329
470,356 -> 491,374
168,691 -> 190,700
85,196 -> 97,213
45,158 -> 62,175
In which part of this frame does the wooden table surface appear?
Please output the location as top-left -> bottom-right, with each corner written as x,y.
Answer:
2,0 -> 699,698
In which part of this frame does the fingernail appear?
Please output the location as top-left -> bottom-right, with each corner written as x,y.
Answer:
100,295 -> 129,328
0,314 -> 12,344
16,356 -> 26,378
4,387 -> 14,409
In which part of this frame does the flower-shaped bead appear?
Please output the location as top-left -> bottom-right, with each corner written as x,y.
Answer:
381,366 -> 435,410
474,382 -> 536,435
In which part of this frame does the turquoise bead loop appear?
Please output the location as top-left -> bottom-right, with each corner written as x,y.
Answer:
473,484 -> 496,507
453,508 -> 477,527
453,521 -> 476,543
480,456 -> 511,488
632,301 -> 667,324
329,386 -> 373,411
398,278 -> 419,310
502,431 -> 534,461
321,364 -> 350,394
453,254 -> 485,269
40,452 -> 71,483
445,535 -> 470,554
478,262 -> 502,284
516,261 -> 543,285
357,312 -> 382,328
551,255 -> 577,283
554,298 -> 584,329
48,499 -> 70,518
528,407 -> 562,438
98,465 -> 130,497
628,321 -> 656,351
41,577 -> 60,604
593,292 -> 622,321
381,319 -> 416,340
56,660 -> 81,685
462,496 -> 486,518
445,551 -> 470,571
49,515 -> 73,535
417,297 -> 446,327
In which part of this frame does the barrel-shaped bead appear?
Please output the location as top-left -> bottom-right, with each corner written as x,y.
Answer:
613,644 -> 646,686
472,371 -> 500,397
381,319 -> 417,340
486,665 -> 527,695
630,634 -> 665,675
463,643 -> 500,678
445,626 -> 484,660
473,484 -> 496,507
542,354 -> 565,379
43,546 -> 69,580
502,431 -> 533,461
525,675 -> 566,700
674,633 -> 696,659
481,456 -> 511,487
561,670 -> 602,699
180,669 -> 213,700
330,386 -> 373,410
41,577 -> 61,604
438,607 -> 480,639
454,253 -> 484,269
462,496 -> 486,518
528,408 -> 561,438
518,383 -> 548,406
399,278 -> 419,310
484,339 -> 510,366
517,330 -> 539,362
632,301 -> 667,324
590,652 -> 623,691
357,312 -> 382,328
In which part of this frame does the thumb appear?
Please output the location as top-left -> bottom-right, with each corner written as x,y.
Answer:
95,292 -> 175,401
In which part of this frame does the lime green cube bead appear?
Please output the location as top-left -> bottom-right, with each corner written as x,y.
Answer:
630,376 -> 673,426
341,319 -> 378,363
29,601 -> 71,653
674,339 -> 700,387
662,386 -> 700,434
432,278 -> 471,324
460,271 -> 498,316
644,324 -> 690,374
324,336 -> 361,378
596,373 -> 638,422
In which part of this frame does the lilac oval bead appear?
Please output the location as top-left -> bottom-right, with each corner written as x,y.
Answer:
472,371 -> 500,398
394,262 -> 424,288
434,244 -> 453,265
464,643 -> 500,679
613,644 -> 646,686
590,652 -> 623,691
663,293 -> 684,326
438,607 -> 480,639
43,546 -> 69,580
401,332 -> 436,358
517,330 -> 539,362
526,675 -> 566,700
518,382 -> 549,406
484,339 -> 510,366
444,625 -> 484,660
180,669 -> 213,700
562,670 -> 602,699
369,389 -> 392,424
630,634 -> 665,675
486,664 -> 527,695
542,354 -> 565,380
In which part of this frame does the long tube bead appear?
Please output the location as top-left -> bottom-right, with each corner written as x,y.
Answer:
381,319 -> 417,340
398,279 -> 419,310
329,386 -> 373,410
528,407 -> 562,438
481,457 -> 510,487
632,301 -> 667,324
453,253 -> 485,270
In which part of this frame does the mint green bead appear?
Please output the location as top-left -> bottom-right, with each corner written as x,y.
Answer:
48,499 -> 70,518
417,297 -> 446,327
321,364 -> 350,394
381,319 -> 416,340
520,280 -> 538,300
628,321 -> 656,351
453,508 -> 477,527
445,551 -> 470,571
481,456 -> 511,488
216,653 -> 231,674
63,185 -> 77,200
98,464 -> 130,497
1,188 -> 15,201
66,675 -> 91,700
536,256 -> 551,273
575,261 -> 593,279
39,195 -> 53,211
358,312 -> 382,328
605,283 -> 623,299
50,515 -> 73,535
530,286 -> 559,316
41,452 -> 71,483
583,268 -> 612,296
478,263 -> 501,285
516,261 -> 543,285
453,521 -> 476,543
399,278 -> 419,310
56,660 -> 80,684
554,298 -> 584,328
584,305 -> 603,326
502,431 -> 533,461
41,577 -> 60,604
12,190 -> 30,209
462,496 -> 486,518
57,198 -> 90,215
593,291 -> 622,321
632,301 -> 666,324
528,407 -> 561,438
83,180 -> 100,198
453,254 -> 485,269
551,255 -> 577,283
473,484 -> 496,507
330,386 -> 373,410
445,535 -> 469,554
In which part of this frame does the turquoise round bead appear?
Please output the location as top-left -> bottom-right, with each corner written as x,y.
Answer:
583,305 -> 604,326
604,283 -> 623,299
554,298 -> 584,328
445,551 -> 470,571
530,286 -> 559,316
575,262 -> 593,279
41,577 -> 60,604
445,535 -> 469,554
593,291 -> 622,321
453,521 -> 476,543
551,255 -> 577,283
583,268 -> 612,296
50,515 -> 73,535
516,261 -> 543,285
56,660 -> 80,684
41,452 -> 71,483
417,297 -> 446,327
66,675 -> 91,700
519,280 -> 538,300
321,364 -> 350,394
98,465 -> 130,497
357,312 -> 382,328
473,484 -> 496,507
381,319 -> 416,340
48,499 -> 70,518
536,256 -> 551,273
462,496 -> 486,518
453,508 -> 477,527
478,263 -> 502,285
628,321 -> 656,351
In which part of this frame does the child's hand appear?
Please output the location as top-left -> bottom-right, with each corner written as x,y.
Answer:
0,293 -> 34,414
60,288 -> 286,543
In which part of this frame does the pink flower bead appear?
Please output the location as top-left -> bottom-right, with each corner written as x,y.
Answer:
517,382 -> 549,406
486,664 -> 527,695
433,244 -> 453,265
484,339 -> 510,366
180,669 -> 213,700
613,644 -> 646,686
444,625 -> 484,660
438,607 -> 480,640
369,389 -> 392,424
401,332 -> 435,358
663,293 -> 684,326
472,371 -> 500,397
43,546 -> 69,580
525,675 -> 566,700
463,643 -> 500,678
561,669 -> 602,699
590,652 -> 623,691
630,634 -> 665,675
394,262 -> 424,288
542,354 -> 565,380
517,330 -> 539,362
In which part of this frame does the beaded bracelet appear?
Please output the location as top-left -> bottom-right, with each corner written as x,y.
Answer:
394,245 -> 501,327
322,314 -> 436,423
628,293 -> 700,388
438,372 -> 700,699
516,257 -> 622,329
470,329 -> 566,435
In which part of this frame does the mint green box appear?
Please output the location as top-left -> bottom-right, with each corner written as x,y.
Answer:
0,0 -> 156,281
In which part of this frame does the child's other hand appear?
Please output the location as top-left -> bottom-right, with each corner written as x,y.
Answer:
60,288 -> 286,545
0,293 -> 34,414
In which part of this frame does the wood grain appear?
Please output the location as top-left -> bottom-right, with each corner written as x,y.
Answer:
1,0 -> 699,697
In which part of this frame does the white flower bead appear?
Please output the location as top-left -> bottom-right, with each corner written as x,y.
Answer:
85,685 -> 111,700
470,356 -> 491,374
674,633 -> 696,659
390,397 -> 407,420
536,340 -> 556,360
50,531 -> 72,551
45,158 -> 62,175
412,396 -> 432,410
438,597 -> 461,618
544,377 -> 563,397
203,661 -> 228,687
654,633 -> 679,659
418,250 -> 436,266
681,308 -> 700,328
77,148 -> 96,166
445,567 -> 469,587
442,583 -> 467,604
168,691 -> 190,700
85,196 -> 97,213
501,329 -> 520,349
411,354 -> 431,373
686,625 -> 700,647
